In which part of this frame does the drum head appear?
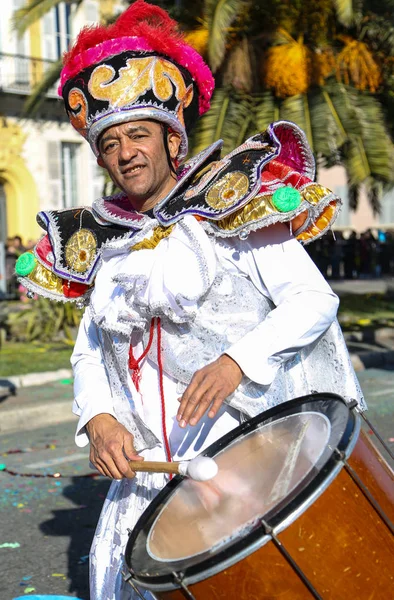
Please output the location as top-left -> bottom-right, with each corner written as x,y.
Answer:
125,393 -> 358,590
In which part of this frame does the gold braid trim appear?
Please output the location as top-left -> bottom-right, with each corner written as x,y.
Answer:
215,194 -> 277,232
131,225 -> 175,252
26,261 -> 64,295
212,183 -> 337,243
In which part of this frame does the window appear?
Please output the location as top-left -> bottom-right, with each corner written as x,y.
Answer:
47,141 -> 62,209
89,152 -> 106,205
13,0 -> 29,84
380,189 -> 394,226
42,1 -> 72,60
61,142 -> 79,208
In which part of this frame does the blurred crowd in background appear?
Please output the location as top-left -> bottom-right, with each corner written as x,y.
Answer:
3,235 -> 35,299
306,228 -> 394,280
2,228 -> 394,301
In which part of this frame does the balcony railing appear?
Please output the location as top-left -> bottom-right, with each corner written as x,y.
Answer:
0,52 -> 58,97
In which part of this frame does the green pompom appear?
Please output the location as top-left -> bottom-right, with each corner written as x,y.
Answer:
15,252 -> 37,276
272,186 -> 302,212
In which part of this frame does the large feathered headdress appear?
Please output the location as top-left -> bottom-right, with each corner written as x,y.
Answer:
59,0 -> 214,160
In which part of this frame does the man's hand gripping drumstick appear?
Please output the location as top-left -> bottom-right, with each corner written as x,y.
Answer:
86,414 -> 143,479
86,414 -> 218,481
86,355 -> 241,479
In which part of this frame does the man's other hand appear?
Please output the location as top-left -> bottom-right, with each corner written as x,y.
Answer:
177,355 -> 243,428
86,413 -> 143,479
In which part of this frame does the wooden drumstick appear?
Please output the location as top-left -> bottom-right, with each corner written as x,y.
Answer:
128,456 -> 218,481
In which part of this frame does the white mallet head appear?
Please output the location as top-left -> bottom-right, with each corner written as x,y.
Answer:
178,456 -> 218,482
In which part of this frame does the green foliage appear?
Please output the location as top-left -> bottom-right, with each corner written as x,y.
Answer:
22,58 -> 63,115
13,0 -> 83,38
6,298 -> 83,344
17,0 -> 394,215
191,88 -> 253,154
206,0 -> 251,72
0,342 -> 73,376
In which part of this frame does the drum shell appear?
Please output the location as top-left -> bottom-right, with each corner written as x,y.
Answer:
154,430 -> 394,600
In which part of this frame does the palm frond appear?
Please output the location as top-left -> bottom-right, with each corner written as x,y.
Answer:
324,80 -> 362,137
359,16 -> 394,56
252,92 -> 277,133
22,58 -> 62,115
352,91 -> 394,182
308,87 -> 347,161
206,0 -> 250,72
339,90 -> 394,212
190,88 -> 252,154
223,37 -> 253,91
13,0 -> 72,37
347,180 -> 360,210
332,0 -> 356,27
344,135 -> 371,185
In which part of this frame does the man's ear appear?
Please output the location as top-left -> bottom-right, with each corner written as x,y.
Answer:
167,131 -> 182,160
97,156 -> 105,168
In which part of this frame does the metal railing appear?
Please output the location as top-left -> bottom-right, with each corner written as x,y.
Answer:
0,52 -> 58,96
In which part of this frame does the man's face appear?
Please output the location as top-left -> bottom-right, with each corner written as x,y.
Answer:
97,120 -> 181,211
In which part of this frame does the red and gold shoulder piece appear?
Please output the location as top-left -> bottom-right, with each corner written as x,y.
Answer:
155,121 -> 315,225
156,120 -> 341,244
16,206 -> 133,303
205,175 -> 341,245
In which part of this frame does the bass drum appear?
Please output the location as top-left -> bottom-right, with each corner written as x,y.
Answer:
125,393 -> 394,599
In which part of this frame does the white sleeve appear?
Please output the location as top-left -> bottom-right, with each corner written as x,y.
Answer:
223,224 -> 339,385
71,308 -> 116,447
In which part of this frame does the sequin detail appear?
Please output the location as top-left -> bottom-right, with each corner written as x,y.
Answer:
206,172 -> 250,210
65,228 -> 98,273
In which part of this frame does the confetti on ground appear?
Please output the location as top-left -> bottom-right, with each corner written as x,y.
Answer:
59,379 -> 73,385
24,587 -> 36,593
0,542 -> 21,548
389,437 -> 394,442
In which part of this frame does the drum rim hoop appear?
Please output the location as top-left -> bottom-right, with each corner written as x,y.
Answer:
125,393 -> 359,590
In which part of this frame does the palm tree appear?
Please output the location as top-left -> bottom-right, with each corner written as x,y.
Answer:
180,0 -> 394,213
15,0 -> 394,212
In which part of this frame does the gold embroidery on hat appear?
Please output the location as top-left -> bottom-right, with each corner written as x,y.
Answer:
68,88 -> 88,136
65,229 -> 97,273
206,172 -> 249,210
88,57 -> 193,123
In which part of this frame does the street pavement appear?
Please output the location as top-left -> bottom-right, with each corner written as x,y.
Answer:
0,367 -> 393,599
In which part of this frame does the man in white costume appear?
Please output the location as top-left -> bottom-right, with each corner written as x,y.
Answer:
16,2 -> 364,598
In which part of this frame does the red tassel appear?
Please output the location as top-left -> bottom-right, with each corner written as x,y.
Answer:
128,318 -> 155,392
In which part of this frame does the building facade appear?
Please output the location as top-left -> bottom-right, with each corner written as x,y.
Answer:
0,0 -> 123,253
0,0 -> 392,257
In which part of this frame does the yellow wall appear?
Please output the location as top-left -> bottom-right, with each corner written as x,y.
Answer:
0,122 -> 41,242
99,0 -> 117,21
29,21 -> 43,85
